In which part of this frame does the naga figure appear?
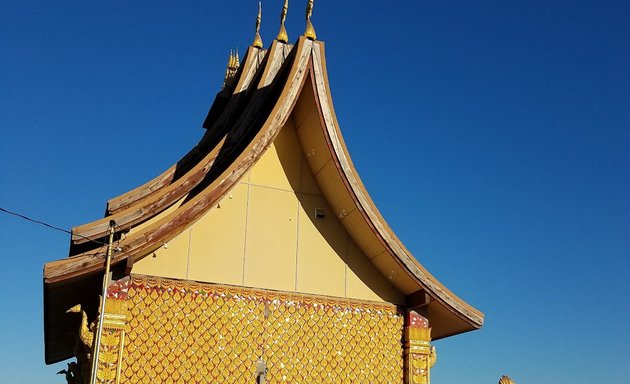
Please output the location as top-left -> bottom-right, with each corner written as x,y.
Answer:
57,361 -> 78,384
66,304 -> 96,384
499,375 -> 516,384
429,345 -> 437,368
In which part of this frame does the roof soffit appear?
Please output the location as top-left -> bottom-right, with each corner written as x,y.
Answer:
302,42 -> 484,328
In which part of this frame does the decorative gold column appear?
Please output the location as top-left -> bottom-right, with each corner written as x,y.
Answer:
94,280 -> 129,384
404,311 -> 437,384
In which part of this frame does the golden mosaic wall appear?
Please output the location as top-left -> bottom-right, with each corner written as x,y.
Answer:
119,275 -> 404,383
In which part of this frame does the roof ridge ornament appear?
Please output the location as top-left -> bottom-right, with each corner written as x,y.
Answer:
223,49 -> 240,89
253,2 -> 263,48
304,0 -> 316,40
277,0 -> 289,43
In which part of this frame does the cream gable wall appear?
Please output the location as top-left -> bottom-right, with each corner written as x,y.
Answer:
133,116 -> 404,304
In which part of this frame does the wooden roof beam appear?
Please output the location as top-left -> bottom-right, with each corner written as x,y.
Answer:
406,289 -> 430,312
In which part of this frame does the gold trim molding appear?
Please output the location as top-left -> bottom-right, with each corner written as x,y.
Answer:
130,274 -> 399,313
404,311 -> 437,384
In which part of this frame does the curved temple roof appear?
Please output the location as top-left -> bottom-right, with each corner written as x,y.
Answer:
43,36 -> 483,364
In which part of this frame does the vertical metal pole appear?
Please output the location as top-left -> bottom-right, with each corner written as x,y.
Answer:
90,220 -> 116,384
427,352 -> 431,384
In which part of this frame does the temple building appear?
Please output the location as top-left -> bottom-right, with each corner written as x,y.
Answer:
43,2 -> 483,383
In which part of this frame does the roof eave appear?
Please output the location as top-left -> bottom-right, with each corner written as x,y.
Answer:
303,40 -> 484,332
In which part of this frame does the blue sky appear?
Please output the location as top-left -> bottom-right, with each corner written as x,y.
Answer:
1,1 -> 629,383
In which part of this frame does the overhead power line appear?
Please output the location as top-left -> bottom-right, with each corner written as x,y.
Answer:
0,206 -> 110,246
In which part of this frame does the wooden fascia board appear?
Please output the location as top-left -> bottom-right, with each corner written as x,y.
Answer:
105,47 -> 267,215
71,46 -> 278,244
45,38 -> 315,284
309,42 -> 484,329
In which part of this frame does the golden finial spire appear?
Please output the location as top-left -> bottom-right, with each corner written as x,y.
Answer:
223,49 -> 240,89
253,2 -> 263,48
228,49 -> 234,69
304,0 -> 316,40
277,0 -> 289,43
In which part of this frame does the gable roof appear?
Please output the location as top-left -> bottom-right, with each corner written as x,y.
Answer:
44,36 -> 483,364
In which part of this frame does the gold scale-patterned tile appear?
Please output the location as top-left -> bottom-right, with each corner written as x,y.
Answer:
121,275 -> 404,383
